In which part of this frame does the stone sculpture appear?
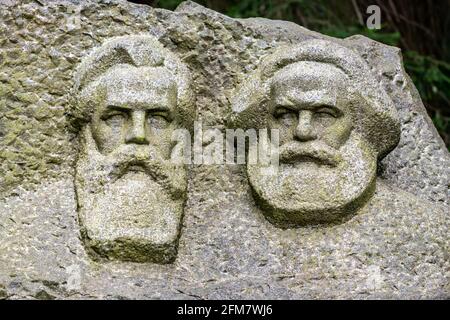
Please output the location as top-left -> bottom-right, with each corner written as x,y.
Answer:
230,39 -> 415,227
0,0 -> 448,299
72,35 -> 194,263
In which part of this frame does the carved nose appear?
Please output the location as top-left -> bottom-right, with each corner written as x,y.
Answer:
294,110 -> 317,142
125,110 -> 149,145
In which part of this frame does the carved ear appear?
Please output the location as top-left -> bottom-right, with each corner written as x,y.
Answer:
79,125 -> 102,160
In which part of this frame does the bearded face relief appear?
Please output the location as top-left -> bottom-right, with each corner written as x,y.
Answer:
91,67 -> 178,157
73,36 -> 193,263
231,40 -> 400,228
247,62 -> 377,227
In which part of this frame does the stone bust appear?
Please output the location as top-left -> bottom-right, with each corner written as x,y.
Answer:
230,39 -> 401,227
71,35 -> 194,263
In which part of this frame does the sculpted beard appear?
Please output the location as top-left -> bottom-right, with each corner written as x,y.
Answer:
247,132 -> 377,226
76,127 -> 186,198
75,127 -> 187,260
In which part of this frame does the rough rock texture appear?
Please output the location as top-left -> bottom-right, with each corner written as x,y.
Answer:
73,35 -> 193,264
1,173 -> 448,299
0,0 -> 449,299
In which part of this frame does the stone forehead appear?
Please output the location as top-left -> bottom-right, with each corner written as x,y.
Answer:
271,61 -> 349,90
99,67 -> 177,107
99,66 -> 177,91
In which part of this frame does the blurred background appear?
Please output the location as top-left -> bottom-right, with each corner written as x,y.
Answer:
131,0 -> 450,148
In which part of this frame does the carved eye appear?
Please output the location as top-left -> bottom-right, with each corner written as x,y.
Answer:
274,107 -> 297,125
315,107 -> 339,119
148,112 -> 170,129
102,111 -> 127,128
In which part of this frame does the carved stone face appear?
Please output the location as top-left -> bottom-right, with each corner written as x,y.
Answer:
247,61 -> 378,227
91,66 -> 178,158
75,66 -> 188,263
269,62 -> 353,151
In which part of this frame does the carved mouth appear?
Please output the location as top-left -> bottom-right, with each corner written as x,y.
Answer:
280,152 -> 338,167
126,163 -> 147,173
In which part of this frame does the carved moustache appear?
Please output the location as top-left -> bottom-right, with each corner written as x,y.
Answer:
279,142 -> 342,167
103,144 -> 167,178
79,128 -> 186,196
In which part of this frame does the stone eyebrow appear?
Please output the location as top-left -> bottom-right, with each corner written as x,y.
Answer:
105,103 -> 171,111
276,89 -> 338,109
294,90 -> 336,106
105,104 -> 131,111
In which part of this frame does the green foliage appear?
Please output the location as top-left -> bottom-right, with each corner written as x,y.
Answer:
403,51 -> 450,147
404,52 -> 450,103
322,26 -> 401,47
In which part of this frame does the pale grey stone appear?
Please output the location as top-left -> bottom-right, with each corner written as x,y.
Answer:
73,35 -> 194,263
229,39 -> 400,227
0,0 -> 448,299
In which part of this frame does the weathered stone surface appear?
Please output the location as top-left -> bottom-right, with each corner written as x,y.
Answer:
73,35 -> 194,263
0,0 -> 448,299
229,39 -> 400,227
